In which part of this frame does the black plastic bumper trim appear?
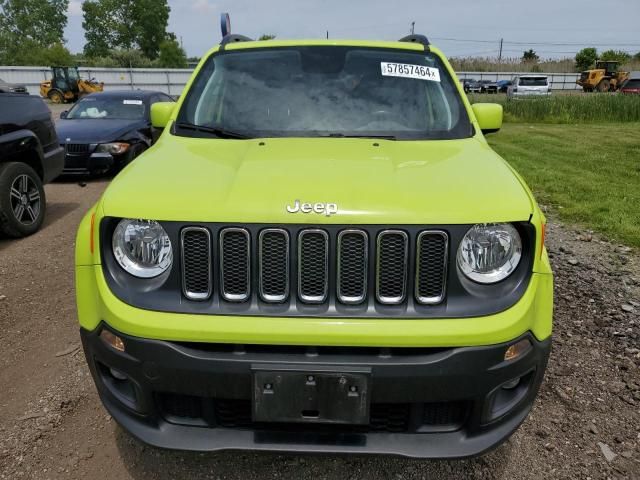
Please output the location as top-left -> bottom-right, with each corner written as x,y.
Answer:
81,324 -> 550,458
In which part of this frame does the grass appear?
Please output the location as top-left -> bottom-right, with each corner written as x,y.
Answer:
487,123 -> 640,247
469,93 -> 640,124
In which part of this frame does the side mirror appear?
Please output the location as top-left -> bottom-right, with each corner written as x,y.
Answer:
151,102 -> 176,128
60,111 -> 68,119
472,103 -> 503,134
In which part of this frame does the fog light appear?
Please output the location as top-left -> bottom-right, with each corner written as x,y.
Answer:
100,330 -> 125,352
504,338 -> 531,361
502,378 -> 521,390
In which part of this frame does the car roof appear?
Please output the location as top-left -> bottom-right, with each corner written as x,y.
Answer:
203,38 -> 442,61
518,74 -> 548,78
83,90 -> 163,100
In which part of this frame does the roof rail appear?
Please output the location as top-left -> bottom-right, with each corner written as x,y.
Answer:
219,34 -> 254,51
398,34 -> 430,51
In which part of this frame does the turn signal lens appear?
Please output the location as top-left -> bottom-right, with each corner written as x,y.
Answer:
97,142 -> 130,155
504,339 -> 531,361
100,330 -> 125,352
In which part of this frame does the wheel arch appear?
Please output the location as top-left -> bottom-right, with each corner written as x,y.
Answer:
0,130 -> 45,180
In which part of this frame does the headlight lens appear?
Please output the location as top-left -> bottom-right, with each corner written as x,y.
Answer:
97,142 -> 130,155
112,219 -> 172,278
457,223 -> 522,284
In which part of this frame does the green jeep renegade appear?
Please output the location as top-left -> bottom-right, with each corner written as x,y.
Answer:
75,34 -> 553,458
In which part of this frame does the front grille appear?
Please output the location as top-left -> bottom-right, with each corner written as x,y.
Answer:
259,229 -> 290,302
337,230 -> 368,304
181,227 -> 212,300
157,393 -> 467,433
415,231 -> 448,304
65,143 -> 91,154
180,226 -> 449,309
376,230 -> 409,304
422,401 -> 468,427
220,228 -> 250,302
298,230 -> 329,303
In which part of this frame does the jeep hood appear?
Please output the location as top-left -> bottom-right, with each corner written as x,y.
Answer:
101,135 -> 533,224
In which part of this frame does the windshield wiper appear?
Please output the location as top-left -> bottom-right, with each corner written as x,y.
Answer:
323,133 -> 397,140
174,122 -> 252,139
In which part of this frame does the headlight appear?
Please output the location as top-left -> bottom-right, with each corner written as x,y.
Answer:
97,142 -> 130,155
457,223 -> 522,284
112,219 -> 172,278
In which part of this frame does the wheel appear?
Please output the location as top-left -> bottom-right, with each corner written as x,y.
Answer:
48,89 -> 64,104
596,79 -> 610,92
0,162 -> 46,238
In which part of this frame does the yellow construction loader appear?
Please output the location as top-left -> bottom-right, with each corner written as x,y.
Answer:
577,61 -> 630,92
40,66 -> 104,103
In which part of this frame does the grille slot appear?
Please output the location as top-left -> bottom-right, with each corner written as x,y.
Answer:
298,229 -> 329,304
422,401 -> 468,428
220,228 -> 250,302
181,227 -> 212,300
65,143 -> 91,154
376,230 -> 409,305
259,229 -> 290,302
337,230 -> 368,304
156,393 -> 467,433
415,231 -> 448,305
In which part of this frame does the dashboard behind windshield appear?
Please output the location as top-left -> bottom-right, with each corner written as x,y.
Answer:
67,97 -> 146,120
177,46 -> 472,140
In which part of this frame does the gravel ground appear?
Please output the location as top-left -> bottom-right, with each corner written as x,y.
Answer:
0,131 -> 639,478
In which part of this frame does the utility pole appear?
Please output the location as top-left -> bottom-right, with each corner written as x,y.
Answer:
410,21 -> 415,35
498,38 -> 503,63
326,30 -> 329,39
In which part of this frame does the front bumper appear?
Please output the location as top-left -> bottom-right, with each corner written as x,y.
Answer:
63,151 -> 116,175
81,325 -> 550,458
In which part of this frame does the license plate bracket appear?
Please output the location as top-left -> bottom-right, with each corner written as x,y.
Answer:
252,365 -> 371,425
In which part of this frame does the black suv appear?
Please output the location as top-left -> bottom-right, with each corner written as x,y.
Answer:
0,94 -> 64,237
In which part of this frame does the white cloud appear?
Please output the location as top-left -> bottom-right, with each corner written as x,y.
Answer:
68,0 -> 83,16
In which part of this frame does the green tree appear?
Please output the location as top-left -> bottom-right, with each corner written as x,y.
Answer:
575,47 -> 598,71
0,0 -> 69,64
82,0 -> 117,58
634,52 -> 640,61
522,49 -> 539,62
40,42 -> 74,65
599,49 -> 632,64
0,0 -> 68,44
258,34 -> 276,41
82,0 -> 170,60
156,39 -> 187,68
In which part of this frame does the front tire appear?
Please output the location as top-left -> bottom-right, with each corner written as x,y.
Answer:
48,89 -> 64,104
0,162 -> 46,238
596,79 -> 610,92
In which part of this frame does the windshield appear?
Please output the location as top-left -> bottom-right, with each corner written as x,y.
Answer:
66,97 -> 146,120
519,77 -> 548,87
177,46 -> 471,140
624,80 -> 640,88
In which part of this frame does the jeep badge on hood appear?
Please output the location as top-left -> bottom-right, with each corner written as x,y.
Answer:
286,200 -> 338,216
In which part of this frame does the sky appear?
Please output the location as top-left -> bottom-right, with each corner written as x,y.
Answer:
65,0 -> 640,59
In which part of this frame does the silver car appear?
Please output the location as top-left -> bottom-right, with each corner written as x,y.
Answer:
0,77 -> 28,94
507,75 -> 551,98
